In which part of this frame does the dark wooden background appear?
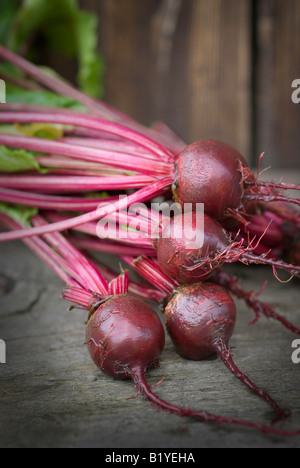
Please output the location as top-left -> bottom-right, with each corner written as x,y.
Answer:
48,0 -> 300,169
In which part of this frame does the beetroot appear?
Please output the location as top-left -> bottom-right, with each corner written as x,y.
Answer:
165,282 -> 236,361
156,211 -> 300,284
86,295 -> 165,379
174,140 -> 249,219
173,140 -> 300,221
164,282 -> 289,422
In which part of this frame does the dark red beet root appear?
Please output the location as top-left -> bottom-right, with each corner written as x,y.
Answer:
174,139 -> 300,220
86,295 -> 165,379
157,212 -> 230,283
165,282 -> 290,422
156,211 -> 300,284
174,140 -> 249,220
165,283 -> 236,360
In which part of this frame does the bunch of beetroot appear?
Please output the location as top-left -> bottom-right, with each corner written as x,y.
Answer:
0,45 -> 300,437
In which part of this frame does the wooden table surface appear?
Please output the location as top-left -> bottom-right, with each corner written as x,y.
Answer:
0,238 -> 299,449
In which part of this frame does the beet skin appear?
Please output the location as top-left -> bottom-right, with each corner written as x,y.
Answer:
157,212 -> 231,284
174,140 -> 248,219
165,283 -> 236,360
86,295 -> 165,379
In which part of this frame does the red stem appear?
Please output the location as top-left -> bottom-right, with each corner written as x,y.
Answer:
0,213 -> 78,287
0,71 -> 44,91
0,187 -> 118,212
123,255 -> 177,296
214,341 -> 290,423
43,212 -> 152,249
247,180 -> 300,192
0,176 -> 173,242
213,269 -> 300,335
0,174 -> 156,193
0,132 -> 172,176
0,44 -> 129,122
35,156 -> 131,174
244,192 -> 300,208
132,368 -> 300,436
62,137 -> 154,158
69,235 -> 156,257
239,251 -> 300,279
31,216 -> 108,295
0,112 -> 175,162
62,286 -> 95,310
90,259 -> 165,303
0,46 -> 182,153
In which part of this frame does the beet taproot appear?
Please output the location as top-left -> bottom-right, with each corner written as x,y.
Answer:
156,211 -> 300,284
165,282 -> 290,422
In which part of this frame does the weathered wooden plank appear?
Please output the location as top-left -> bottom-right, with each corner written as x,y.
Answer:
182,0 -> 252,160
94,0 -> 252,161
256,0 -> 300,169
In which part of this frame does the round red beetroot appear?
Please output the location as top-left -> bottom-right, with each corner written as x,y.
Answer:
86,295 -> 165,379
156,211 -> 300,283
164,282 -> 290,422
174,140 -> 249,219
157,211 -> 231,284
165,283 -> 236,360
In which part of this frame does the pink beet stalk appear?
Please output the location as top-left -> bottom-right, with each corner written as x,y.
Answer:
0,44 -> 128,123
0,213 -> 79,287
89,259 -> 165,303
0,174 -> 157,193
0,187 -> 118,212
44,211 -> 155,249
0,45 -> 186,152
0,112 -> 175,163
0,132 -> 173,176
69,235 -> 156,257
35,155 -> 138,175
0,176 -> 173,241
31,216 -> 108,295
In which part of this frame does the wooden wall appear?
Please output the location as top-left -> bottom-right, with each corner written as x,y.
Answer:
76,0 -> 300,169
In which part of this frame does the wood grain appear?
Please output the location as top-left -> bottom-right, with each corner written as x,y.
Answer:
94,0 -> 252,161
255,0 -> 300,169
